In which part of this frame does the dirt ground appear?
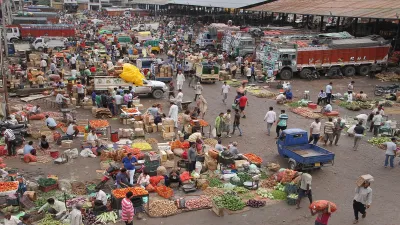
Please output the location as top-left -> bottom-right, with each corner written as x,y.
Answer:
6,75 -> 400,225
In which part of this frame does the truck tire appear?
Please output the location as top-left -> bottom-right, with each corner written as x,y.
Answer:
342,66 -> 356,76
152,89 -> 164,99
10,38 -> 18,43
279,68 -> 293,80
38,47 -> 43,52
299,68 -> 312,79
358,65 -> 370,76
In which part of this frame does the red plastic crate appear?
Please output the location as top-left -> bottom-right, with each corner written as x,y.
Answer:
308,103 -> 317,109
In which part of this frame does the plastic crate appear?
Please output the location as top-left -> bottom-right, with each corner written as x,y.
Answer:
39,183 -> 58,192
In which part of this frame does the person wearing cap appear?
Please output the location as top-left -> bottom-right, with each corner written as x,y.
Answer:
353,180 -> 372,224
70,204 -> 83,225
381,137 -> 397,168
296,172 -> 313,209
4,212 -> 20,225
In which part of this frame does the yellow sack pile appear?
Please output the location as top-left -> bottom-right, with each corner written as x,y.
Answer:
119,63 -> 145,86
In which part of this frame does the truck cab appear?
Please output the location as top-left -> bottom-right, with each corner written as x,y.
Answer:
195,62 -> 220,83
231,36 -> 255,58
263,42 -> 297,80
6,26 -> 20,42
31,37 -> 67,51
196,32 -> 215,49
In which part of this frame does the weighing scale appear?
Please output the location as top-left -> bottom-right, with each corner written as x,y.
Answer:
243,174 -> 260,190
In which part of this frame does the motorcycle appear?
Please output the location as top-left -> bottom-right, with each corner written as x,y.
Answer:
96,163 -> 144,189
374,84 -> 399,96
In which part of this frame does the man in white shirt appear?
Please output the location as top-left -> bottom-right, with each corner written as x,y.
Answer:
325,82 -> 333,104
347,81 -> 355,102
263,107 -> 276,136
70,55 -> 77,70
95,187 -> 108,206
87,130 -> 99,147
114,93 -> 123,115
353,181 -> 372,223
323,104 -> 332,113
371,111 -> 382,137
70,69 -> 77,78
382,137 -> 397,168
296,172 -> 313,209
40,59 -> 47,73
4,213 -> 20,225
56,93 -> 68,109
175,89 -> 183,111
221,81 -> 230,104
38,198 -> 67,220
308,118 -> 321,145
176,70 -> 185,90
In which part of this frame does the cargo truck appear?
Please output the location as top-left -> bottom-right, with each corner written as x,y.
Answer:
263,37 -> 391,80
6,24 -> 75,42
195,62 -> 220,83
196,23 -> 240,50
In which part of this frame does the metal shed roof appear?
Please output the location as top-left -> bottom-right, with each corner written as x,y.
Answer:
249,0 -> 400,20
132,0 -> 267,8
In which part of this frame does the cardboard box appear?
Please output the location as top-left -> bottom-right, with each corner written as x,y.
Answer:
162,131 -> 175,140
136,104 -> 144,111
71,98 -> 76,105
160,150 -> 167,162
134,128 -> 145,136
164,118 -> 174,126
121,118 -> 128,125
163,125 -> 172,133
61,140 -> 72,148
166,149 -> 174,160
151,123 -> 157,133
134,115 -> 142,121
157,123 -> 163,132
356,174 -> 374,186
145,125 -> 153,133
134,121 -> 143,129
127,119 -> 135,125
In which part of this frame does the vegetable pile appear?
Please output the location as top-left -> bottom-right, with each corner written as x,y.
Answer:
132,142 -> 152,151
96,211 -> 118,223
190,119 -> 209,127
66,197 -> 86,208
38,214 -> 68,225
246,199 -> 266,208
208,178 -> 223,188
203,138 -> 218,146
148,200 -> 179,217
203,187 -> 224,198
288,193 -> 299,199
368,137 -> 392,146
243,153 -> 263,164
112,187 -> 148,198
233,186 -> 249,194
271,190 -> 287,200
38,178 -> 57,187
0,182 -> 18,192
213,194 -> 246,211
83,212 -> 97,225
274,183 -> 285,192
185,195 -> 212,210
89,120 -> 109,128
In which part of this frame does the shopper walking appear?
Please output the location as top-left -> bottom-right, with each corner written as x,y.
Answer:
308,118 -> 321,145
333,118 -> 345,146
221,81 -> 230,104
214,113 -> 225,139
381,137 -> 397,168
353,121 -> 365,151
326,82 -> 333,104
231,108 -> 242,136
121,192 -> 135,225
347,81 -> 355,102
353,181 -> 372,224
176,70 -> 185,90
275,110 -> 288,138
197,95 -> 208,119
223,109 -> 232,138
194,82 -> 203,101
263,107 -> 276,136
238,94 -> 249,118
371,111 -> 382,137
323,118 -> 335,146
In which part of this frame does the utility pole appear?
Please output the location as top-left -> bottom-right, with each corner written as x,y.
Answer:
11,0 -> 17,12
19,0 -> 23,11
0,0 -> 10,117
1,2 -> 9,56
6,0 -> 12,23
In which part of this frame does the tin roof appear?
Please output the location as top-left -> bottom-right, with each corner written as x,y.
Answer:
131,0 -> 267,8
249,0 -> 400,20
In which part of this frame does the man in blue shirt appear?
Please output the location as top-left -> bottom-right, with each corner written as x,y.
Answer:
122,153 -> 138,185
23,141 -> 36,156
45,115 -> 57,130
116,168 -> 131,188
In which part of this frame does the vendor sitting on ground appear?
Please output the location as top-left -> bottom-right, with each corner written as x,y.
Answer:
94,187 -> 108,206
322,103 -> 333,113
29,105 -> 41,116
228,142 -> 242,159
116,168 -> 132,188
136,171 -> 150,188
38,198 -> 67,220
87,130 -> 99,147
23,141 -> 36,156
285,89 -> 293,101
355,91 -> 368,101
167,169 -> 182,188
93,200 -> 108,215
66,122 -> 79,139
276,93 -> 287,104
45,115 -> 57,130
215,139 -> 224,152
39,135 -> 50,150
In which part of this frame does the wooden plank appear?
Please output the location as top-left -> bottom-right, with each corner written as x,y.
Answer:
20,95 -> 50,102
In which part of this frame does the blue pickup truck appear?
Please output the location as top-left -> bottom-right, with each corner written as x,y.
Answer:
277,129 -> 335,171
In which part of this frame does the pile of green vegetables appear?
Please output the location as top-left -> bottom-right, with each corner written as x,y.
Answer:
38,178 -> 57,187
274,183 -> 285,192
368,137 -> 392,146
288,193 -> 299,199
213,194 -> 245,211
39,214 -> 68,225
208,178 -> 223,188
256,188 -> 287,200
233,186 -> 249,194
